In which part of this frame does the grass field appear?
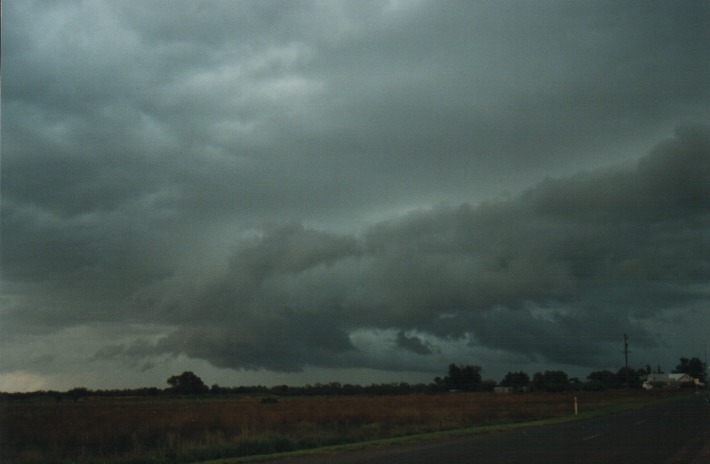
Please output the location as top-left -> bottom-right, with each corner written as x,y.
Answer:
1,390 -> 692,464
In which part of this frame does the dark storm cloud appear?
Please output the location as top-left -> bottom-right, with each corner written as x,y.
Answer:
5,1 -> 708,232
123,224 -> 363,371
132,125 -> 709,371
156,317 -> 355,372
466,305 -> 653,367
2,1 -> 709,386
396,331 -> 435,356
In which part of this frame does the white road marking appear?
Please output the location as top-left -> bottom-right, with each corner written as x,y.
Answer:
582,434 -> 601,441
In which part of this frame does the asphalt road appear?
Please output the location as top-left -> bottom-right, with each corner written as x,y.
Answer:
260,393 -> 710,464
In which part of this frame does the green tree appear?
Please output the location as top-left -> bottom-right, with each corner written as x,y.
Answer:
441,364 -> 483,391
616,367 -> 643,388
586,370 -> 618,390
67,387 -> 90,401
481,379 -> 497,392
167,371 -> 209,395
531,370 -> 569,392
500,371 -> 530,391
673,357 -> 707,384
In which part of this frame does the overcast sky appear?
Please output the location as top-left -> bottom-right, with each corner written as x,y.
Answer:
2,1 -> 709,392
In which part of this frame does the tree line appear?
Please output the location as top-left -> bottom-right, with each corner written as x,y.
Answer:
435,356 -> 706,393
1,357 -> 704,401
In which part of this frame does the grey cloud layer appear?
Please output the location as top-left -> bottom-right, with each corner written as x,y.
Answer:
6,2 -> 708,225
2,1 -> 709,382
98,126 -> 710,372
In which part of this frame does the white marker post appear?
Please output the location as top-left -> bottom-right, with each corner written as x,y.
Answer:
574,396 -> 578,416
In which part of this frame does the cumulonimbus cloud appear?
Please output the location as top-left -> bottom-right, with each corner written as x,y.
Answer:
138,124 -> 709,372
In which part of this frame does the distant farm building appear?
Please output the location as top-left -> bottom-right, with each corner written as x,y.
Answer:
641,372 -> 704,390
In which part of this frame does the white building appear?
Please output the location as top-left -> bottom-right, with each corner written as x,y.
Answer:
642,372 -> 704,390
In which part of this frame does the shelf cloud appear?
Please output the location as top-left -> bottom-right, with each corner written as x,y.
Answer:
2,0 -> 708,390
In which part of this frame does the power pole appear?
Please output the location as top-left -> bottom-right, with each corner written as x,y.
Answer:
624,333 -> 630,388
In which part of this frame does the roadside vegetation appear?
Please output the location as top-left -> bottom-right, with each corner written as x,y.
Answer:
1,357 -> 705,464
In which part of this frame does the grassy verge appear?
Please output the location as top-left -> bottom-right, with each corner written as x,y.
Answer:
195,391 -> 703,464
3,390 -> 700,464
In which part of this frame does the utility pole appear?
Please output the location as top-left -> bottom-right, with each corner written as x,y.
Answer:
624,333 -> 630,388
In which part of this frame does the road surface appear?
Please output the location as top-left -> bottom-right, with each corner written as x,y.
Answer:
259,393 -> 710,464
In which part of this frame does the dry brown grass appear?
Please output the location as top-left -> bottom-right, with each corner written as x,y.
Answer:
1,390 -> 685,463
